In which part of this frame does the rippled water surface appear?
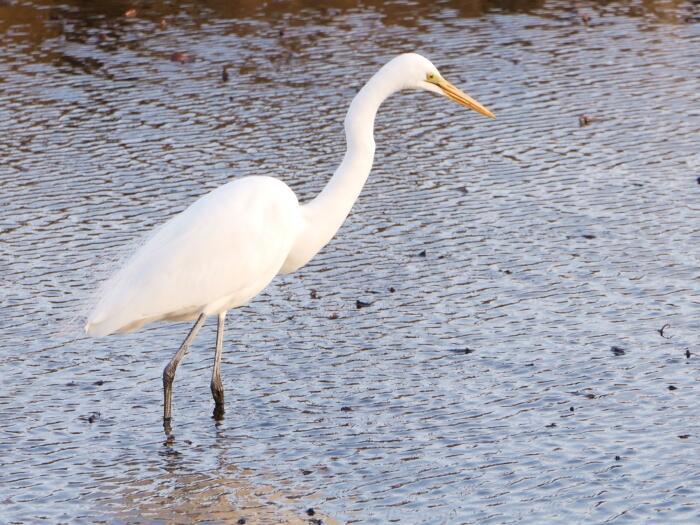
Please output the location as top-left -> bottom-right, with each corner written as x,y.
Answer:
2,0 -> 699,523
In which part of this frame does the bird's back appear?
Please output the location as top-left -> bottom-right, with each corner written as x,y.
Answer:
86,176 -> 301,336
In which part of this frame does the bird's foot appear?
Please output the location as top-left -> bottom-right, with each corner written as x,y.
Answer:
210,377 -> 225,421
212,403 -> 225,421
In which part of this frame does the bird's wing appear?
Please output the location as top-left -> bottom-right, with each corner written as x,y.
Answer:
86,176 -> 301,336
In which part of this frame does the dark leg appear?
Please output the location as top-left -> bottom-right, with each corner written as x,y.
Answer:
163,313 -> 207,423
211,311 -> 227,420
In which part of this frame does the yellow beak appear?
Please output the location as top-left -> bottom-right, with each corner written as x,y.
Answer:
431,77 -> 495,119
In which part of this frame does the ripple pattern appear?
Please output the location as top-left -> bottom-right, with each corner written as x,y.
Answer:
1,0 -> 699,523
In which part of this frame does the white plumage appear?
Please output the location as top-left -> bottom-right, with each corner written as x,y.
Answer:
84,53 -> 494,423
86,176 -> 301,336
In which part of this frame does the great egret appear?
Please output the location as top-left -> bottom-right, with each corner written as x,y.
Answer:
85,53 -> 494,424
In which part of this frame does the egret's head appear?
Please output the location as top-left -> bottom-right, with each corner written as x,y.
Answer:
395,53 -> 495,119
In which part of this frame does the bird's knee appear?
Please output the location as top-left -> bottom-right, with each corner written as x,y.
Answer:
163,364 -> 176,386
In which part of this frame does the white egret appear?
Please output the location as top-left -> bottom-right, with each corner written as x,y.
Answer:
85,53 -> 494,423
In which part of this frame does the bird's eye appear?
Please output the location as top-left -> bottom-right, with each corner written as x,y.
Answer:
427,73 -> 435,81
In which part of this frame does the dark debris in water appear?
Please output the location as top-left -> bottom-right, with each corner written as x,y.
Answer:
340,406 -> 352,412
170,52 -> 194,64
579,114 -> 597,127
679,435 -> 691,439
356,299 -> 372,309
668,385 -> 677,391
611,346 -> 626,356
449,348 -> 475,355
328,313 -> 339,320
222,65 -> 229,82
310,289 -> 319,299
306,508 -> 316,516
80,412 -> 101,424
418,249 -> 427,257
657,323 -> 672,338
570,390 -> 596,399
237,518 -> 246,525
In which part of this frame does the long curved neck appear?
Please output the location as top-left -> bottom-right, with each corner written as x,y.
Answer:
305,78 -> 388,236
281,69 -> 401,273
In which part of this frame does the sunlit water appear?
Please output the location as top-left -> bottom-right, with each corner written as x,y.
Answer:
1,0 -> 699,523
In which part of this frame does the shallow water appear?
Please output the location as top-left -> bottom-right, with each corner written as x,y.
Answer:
1,0 -> 699,523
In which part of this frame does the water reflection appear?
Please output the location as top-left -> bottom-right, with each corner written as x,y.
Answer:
2,0 -> 696,53
2,0 -> 696,87
114,431 -> 338,524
